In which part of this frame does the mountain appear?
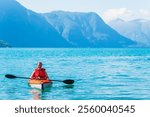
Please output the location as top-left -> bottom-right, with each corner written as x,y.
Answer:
109,18 -> 150,47
0,0 -> 135,48
0,0 -> 70,47
43,11 -> 135,47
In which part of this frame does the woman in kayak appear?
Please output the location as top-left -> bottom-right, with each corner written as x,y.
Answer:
30,62 -> 49,80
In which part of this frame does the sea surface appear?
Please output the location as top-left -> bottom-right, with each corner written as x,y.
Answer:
0,48 -> 150,100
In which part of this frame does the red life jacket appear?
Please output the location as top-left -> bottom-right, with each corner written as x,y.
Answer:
31,68 -> 48,80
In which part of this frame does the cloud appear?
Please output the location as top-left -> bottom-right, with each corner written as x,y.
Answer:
101,8 -> 134,22
102,8 -> 150,22
139,9 -> 150,19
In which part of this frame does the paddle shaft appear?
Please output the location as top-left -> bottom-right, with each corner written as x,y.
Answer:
52,80 -> 63,82
5,74 -> 74,84
14,77 -> 29,79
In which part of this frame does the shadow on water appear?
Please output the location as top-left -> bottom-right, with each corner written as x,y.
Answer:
62,84 -> 74,89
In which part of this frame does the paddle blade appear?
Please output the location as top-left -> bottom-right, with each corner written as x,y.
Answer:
63,79 -> 74,84
5,74 -> 17,78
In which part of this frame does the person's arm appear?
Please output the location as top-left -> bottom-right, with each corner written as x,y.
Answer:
44,70 -> 49,80
30,70 -> 36,79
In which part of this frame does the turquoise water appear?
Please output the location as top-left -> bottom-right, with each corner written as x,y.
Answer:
0,48 -> 150,100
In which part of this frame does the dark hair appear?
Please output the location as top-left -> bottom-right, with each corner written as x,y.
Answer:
38,62 -> 42,65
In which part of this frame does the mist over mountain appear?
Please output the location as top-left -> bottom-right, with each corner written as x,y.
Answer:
109,18 -> 150,47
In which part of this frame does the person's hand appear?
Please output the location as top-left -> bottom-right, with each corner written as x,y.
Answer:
31,77 -> 35,80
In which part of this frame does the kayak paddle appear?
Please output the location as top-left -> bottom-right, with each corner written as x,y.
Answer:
5,74 -> 75,84
52,80 -> 74,84
5,74 -> 29,79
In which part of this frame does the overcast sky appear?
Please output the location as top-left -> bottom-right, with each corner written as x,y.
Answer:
16,0 -> 150,22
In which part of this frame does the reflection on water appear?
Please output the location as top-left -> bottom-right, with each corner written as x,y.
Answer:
30,87 -> 52,100
30,89 -> 42,100
30,85 -> 74,100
